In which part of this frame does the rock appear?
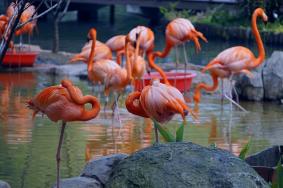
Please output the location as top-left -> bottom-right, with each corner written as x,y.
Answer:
235,64 -> 264,101
81,154 -> 128,185
53,177 -> 101,188
0,180 -> 11,188
106,142 -> 268,188
263,51 -> 283,100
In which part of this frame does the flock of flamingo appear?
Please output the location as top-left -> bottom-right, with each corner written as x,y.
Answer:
1,2 -> 268,187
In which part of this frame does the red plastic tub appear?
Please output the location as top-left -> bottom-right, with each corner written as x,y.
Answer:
134,71 -> 196,92
3,51 -> 38,67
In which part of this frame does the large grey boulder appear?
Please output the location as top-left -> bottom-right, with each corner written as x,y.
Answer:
81,154 -> 128,185
53,177 -> 101,188
0,180 -> 10,188
106,142 -> 268,188
235,65 -> 264,101
263,51 -> 283,100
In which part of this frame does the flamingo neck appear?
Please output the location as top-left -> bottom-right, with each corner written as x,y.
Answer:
125,91 -> 149,118
154,43 -> 172,58
61,80 -> 100,121
87,30 -> 96,74
125,39 -> 132,83
193,73 -> 219,104
251,10 -> 265,68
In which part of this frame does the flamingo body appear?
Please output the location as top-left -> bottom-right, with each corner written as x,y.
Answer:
126,79 -> 189,123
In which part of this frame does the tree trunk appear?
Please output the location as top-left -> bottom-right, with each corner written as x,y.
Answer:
52,18 -> 59,53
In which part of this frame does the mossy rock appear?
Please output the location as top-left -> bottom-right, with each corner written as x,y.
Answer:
106,142 -> 268,188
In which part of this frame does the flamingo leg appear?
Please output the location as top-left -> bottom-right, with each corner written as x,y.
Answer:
183,43 -> 188,93
154,124 -> 159,143
56,121 -> 66,188
232,84 -> 239,104
174,46 -> 179,86
221,79 -> 224,106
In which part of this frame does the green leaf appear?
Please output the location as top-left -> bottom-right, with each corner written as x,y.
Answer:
239,139 -> 251,160
272,160 -> 283,188
153,120 -> 175,142
176,121 -> 185,142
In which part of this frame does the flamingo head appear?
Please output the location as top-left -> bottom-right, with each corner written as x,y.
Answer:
87,28 -> 96,41
255,8 -> 268,24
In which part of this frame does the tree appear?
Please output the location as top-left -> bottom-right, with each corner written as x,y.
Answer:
0,0 -> 67,65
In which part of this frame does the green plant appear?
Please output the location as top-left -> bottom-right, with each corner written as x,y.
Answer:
239,139 -> 251,160
159,2 -> 190,21
153,120 -> 186,142
271,160 -> 283,188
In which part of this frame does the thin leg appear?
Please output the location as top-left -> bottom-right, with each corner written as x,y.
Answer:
112,94 -> 122,127
104,96 -> 109,113
232,84 -> 239,104
221,79 -> 224,106
224,93 -> 247,112
183,43 -> 188,94
174,46 -> 180,86
56,121 -> 66,188
154,126 -> 159,143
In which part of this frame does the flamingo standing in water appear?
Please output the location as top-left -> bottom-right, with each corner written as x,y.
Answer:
148,18 -> 207,85
105,35 -> 126,65
27,79 -> 100,188
194,8 -> 267,110
128,26 -> 169,84
125,79 -> 195,142
85,28 -> 120,85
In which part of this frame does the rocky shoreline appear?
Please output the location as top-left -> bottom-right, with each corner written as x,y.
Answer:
52,142 -> 268,188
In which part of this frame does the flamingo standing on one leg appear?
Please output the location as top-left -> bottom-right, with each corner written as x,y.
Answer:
27,79 -> 100,188
195,8 -> 267,111
125,79 -> 196,142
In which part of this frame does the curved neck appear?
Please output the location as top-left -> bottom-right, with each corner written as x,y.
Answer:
125,91 -> 149,118
62,80 -> 100,121
87,29 -> 97,73
251,10 -> 265,67
154,42 -> 172,58
193,73 -> 219,104
125,39 -> 132,83
147,52 -> 170,85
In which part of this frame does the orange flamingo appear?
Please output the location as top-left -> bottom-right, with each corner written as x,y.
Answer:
128,26 -> 169,85
125,79 -> 194,142
195,8 -> 267,110
154,18 -> 207,58
15,3 -> 37,36
70,40 -> 112,64
148,18 -> 207,84
27,79 -> 100,188
105,35 -> 126,65
104,35 -> 133,96
86,28 -> 120,85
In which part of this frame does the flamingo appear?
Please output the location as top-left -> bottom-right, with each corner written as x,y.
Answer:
104,35 -> 133,96
27,79 -> 100,188
195,8 -> 267,110
70,40 -> 112,64
148,18 -> 207,84
128,26 -> 169,85
86,28 -> 120,85
125,79 -> 195,142
105,35 -> 126,65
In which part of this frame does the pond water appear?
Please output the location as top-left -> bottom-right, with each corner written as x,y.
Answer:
1,72 -> 283,188
1,5 -> 283,188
